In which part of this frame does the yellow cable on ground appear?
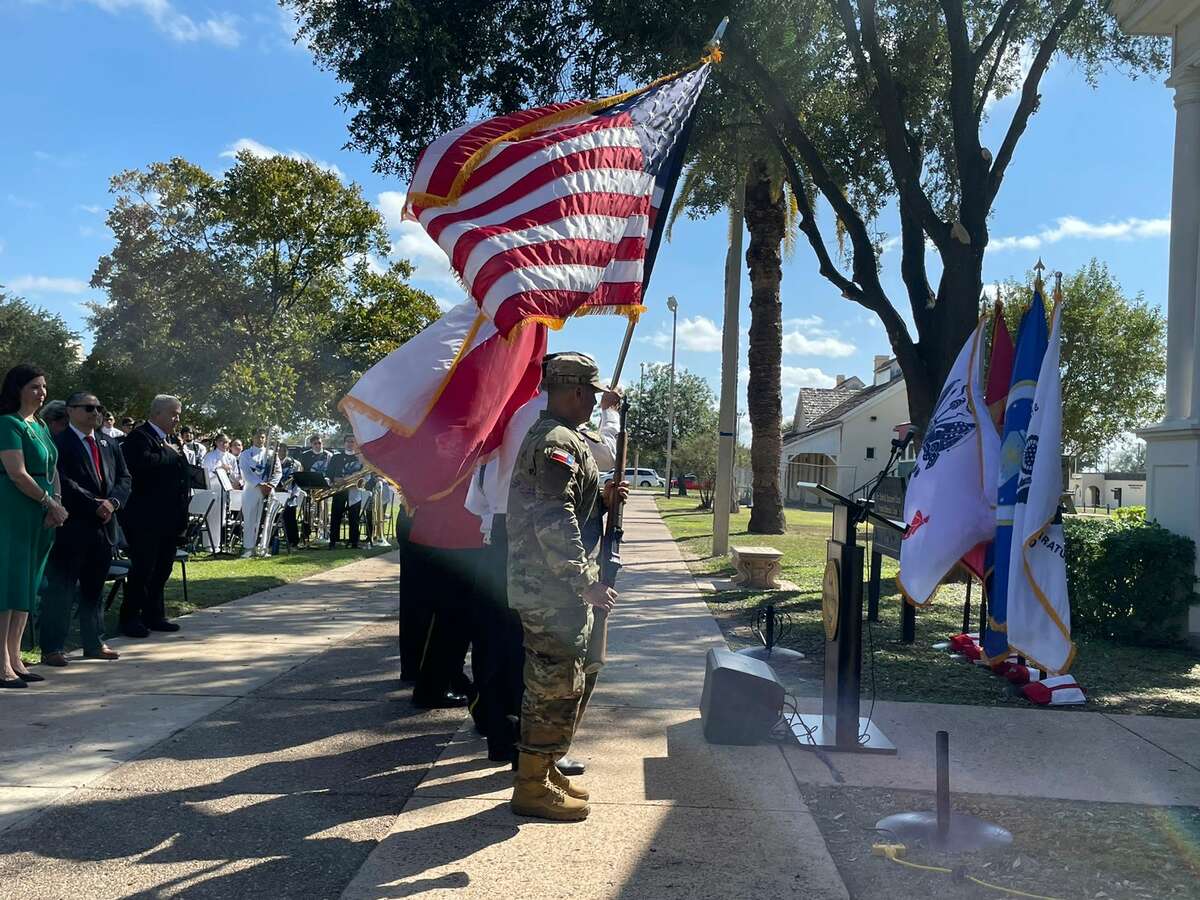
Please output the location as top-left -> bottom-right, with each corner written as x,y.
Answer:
872,843 -> 1064,900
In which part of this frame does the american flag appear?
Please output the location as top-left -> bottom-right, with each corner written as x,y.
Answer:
405,64 -> 712,337
342,63 -> 712,508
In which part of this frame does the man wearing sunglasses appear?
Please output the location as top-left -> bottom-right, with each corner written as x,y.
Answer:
40,392 -> 131,666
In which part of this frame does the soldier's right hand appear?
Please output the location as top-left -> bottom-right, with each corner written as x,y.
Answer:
583,583 -> 617,611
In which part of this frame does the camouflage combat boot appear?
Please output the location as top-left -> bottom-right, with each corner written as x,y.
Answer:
550,761 -> 589,801
511,753 -> 590,821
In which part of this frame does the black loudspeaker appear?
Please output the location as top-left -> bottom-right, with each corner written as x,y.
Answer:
699,648 -> 785,745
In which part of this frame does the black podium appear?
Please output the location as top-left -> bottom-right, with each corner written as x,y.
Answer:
793,483 -> 898,755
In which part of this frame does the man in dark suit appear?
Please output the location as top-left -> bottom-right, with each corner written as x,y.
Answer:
117,395 -> 190,638
40,392 -> 133,666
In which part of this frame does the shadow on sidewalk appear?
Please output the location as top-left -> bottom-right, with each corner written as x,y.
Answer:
0,621 -> 479,899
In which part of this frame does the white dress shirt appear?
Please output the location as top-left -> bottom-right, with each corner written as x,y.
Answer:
464,393 -> 619,538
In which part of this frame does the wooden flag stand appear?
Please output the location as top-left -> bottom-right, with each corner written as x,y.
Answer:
792,483 -> 900,755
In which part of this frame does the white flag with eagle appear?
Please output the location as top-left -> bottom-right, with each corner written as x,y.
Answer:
898,318 -> 1000,606
1007,301 -> 1075,674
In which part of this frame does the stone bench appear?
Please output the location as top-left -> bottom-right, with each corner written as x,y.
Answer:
731,545 -> 785,590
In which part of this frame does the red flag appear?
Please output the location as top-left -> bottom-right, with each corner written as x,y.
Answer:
341,301 -> 546,507
961,302 -> 1015,579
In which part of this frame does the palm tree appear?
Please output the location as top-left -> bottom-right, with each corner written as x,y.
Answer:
668,145 -> 794,533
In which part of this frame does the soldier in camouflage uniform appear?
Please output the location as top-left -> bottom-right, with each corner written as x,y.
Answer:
506,352 -> 622,822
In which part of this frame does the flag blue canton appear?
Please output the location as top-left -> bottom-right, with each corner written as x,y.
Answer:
982,289 -> 1049,662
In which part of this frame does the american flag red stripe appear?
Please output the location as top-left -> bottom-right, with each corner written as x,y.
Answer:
405,64 -> 712,336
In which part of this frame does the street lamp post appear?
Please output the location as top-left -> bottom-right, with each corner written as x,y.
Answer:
665,295 -> 678,498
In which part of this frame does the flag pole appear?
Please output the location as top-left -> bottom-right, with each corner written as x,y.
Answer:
608,317 -> 636,390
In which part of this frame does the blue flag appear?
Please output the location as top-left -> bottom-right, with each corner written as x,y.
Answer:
981,289 -> 1049,663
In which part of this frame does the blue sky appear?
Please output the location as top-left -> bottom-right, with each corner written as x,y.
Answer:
0,0 -> 1177,421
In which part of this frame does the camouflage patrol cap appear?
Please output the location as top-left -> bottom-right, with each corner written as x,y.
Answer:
541,352 -> 606,392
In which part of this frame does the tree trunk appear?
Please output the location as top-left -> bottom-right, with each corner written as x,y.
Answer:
906,247 -> 985,432
743,158 -> 787,534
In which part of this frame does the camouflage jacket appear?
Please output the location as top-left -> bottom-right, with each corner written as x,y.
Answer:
507,411 -> 600,610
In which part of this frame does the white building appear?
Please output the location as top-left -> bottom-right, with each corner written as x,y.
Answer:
780,356 -> 912,505
1114,1 -> 1200,646
1069,471 -> 1147,511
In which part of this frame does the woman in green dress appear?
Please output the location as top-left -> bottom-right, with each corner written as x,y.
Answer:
0,364 -> 68,688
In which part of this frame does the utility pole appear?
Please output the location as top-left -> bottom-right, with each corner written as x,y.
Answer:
713,184 -> 743,556
632,361 -> 645,480
665,295 -> 679,498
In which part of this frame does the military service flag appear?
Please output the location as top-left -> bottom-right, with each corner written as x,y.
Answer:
1006,300 -> 1074,673
980,291 -> 1049,663
898,317 -> 1000,606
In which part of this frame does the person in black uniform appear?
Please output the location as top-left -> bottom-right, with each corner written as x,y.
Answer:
326,435 -> 365,549
298,434 -> 332,544
117,395 -> 190,637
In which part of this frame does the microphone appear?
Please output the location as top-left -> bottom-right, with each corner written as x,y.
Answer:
891,431 -> 915,452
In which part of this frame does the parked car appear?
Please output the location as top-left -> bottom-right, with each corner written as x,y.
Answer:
681,473 -> 711,490
601,467 -> 665,488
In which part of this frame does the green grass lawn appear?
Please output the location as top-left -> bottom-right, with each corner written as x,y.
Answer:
22,545 -> 391,661
657,496 -> 1200,717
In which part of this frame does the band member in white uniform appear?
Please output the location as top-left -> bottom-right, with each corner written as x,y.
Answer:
239,430 -> 282,558
180,426 -> 206,465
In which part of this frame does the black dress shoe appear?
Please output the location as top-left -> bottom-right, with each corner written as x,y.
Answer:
412,691 -> 469,709
121,622 -> 150,638
147,620 -> 181,632
557,754 -> 586,775
17,671 -> 45,683
0,677 -> 28,689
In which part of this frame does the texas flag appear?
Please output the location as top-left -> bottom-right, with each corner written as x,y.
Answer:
898,317 -> 1000,606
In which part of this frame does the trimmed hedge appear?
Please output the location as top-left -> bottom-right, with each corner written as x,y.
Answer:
1063,516 -> 1195,646
1112,505 -> 1146,524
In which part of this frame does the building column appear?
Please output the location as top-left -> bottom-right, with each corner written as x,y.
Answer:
1143,64 -> 1200,648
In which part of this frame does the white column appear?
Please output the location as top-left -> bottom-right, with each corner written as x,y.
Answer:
1143,64 -> 1200,648
1172,67 -> 1200,421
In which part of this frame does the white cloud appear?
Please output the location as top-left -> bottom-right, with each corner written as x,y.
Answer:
377,191 -> 460,288
779,366 -> 838,390
782,329 -> 855,358
86,0 -> 241,47
0,238 -> 5,255
220,138 -> 346,182
642,315 -> 726,352
78,204 -> 103,215
6,275 -> 89,295
784,315 -> 824,330
990,215 -> 1170,252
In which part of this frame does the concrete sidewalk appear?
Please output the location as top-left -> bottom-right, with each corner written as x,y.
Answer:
341,494 -> 851,900
0,552 -> 403,836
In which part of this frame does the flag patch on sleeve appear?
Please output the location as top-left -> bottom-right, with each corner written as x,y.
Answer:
547,448 -> 576,468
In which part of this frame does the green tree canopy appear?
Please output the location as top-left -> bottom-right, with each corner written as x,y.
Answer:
287,0 -> 1167,431
85,152 -> 439,435
998,259 -> 1165,469
625,363 -> 718,472
0,291 -> 82,402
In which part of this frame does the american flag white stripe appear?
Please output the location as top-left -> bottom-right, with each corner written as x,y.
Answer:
462,214 -> 649,284
417,126 -> 641,227
480,260 -> 645,319
426,168 -> 654,253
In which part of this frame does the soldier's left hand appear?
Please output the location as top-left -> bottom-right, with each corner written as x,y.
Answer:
604,480 -> 630,508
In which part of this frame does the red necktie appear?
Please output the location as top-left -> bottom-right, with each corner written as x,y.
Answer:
85,435 -> 104,489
